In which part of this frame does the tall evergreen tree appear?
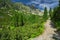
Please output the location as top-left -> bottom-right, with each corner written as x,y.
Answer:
13,10 -> 20,27
43,7 -> 48,21
49,8 -> 53,18
15,12 -> 19,27
52,0 -> 60,21
51,0 -> 60,29
20,12 -> 24,26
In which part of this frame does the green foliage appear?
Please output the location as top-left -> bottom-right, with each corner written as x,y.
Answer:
0,0 -> 12,8
0,0 -> 46,40
49,8 -> 53,19
0,22 -> 44,40
0,9 -> 45,40
51,0 -> 60,30
43,7 -> 48,21
0,8 -> 45,40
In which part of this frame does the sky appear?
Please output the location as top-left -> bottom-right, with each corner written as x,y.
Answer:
13,0 -> 59,11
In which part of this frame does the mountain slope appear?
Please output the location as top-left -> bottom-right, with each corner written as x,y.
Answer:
12,0 -> 59,11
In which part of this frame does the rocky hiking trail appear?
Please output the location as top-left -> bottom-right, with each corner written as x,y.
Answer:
33,19 -> 57,40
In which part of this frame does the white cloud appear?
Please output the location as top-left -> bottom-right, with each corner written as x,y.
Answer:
50,2 -> 58,8
31,1 -> 40,4
26,0 -> 58,10
38,3 -> 50,11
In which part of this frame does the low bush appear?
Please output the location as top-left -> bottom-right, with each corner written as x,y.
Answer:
0,22 -> 44,40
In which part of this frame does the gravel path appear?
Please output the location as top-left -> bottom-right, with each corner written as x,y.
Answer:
33,19 -> 57,40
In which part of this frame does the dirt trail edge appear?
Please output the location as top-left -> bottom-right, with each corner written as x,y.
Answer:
33,19 -> 57,40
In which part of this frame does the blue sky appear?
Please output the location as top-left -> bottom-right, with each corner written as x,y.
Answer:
13,0 -> 59,11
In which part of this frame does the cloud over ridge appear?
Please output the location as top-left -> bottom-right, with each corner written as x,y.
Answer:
13,0 -> 59,10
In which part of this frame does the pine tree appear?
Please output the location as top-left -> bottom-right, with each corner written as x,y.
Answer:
12,10 -> 19,27
49,8 -> 53,19
43,7 -> 48,21
51,0 -> 60,29
20,12 -> 24,26
52,0 -> 60,21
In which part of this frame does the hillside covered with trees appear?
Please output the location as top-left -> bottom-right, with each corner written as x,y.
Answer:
0,0 -> 49,40
0,0 -> 60,40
